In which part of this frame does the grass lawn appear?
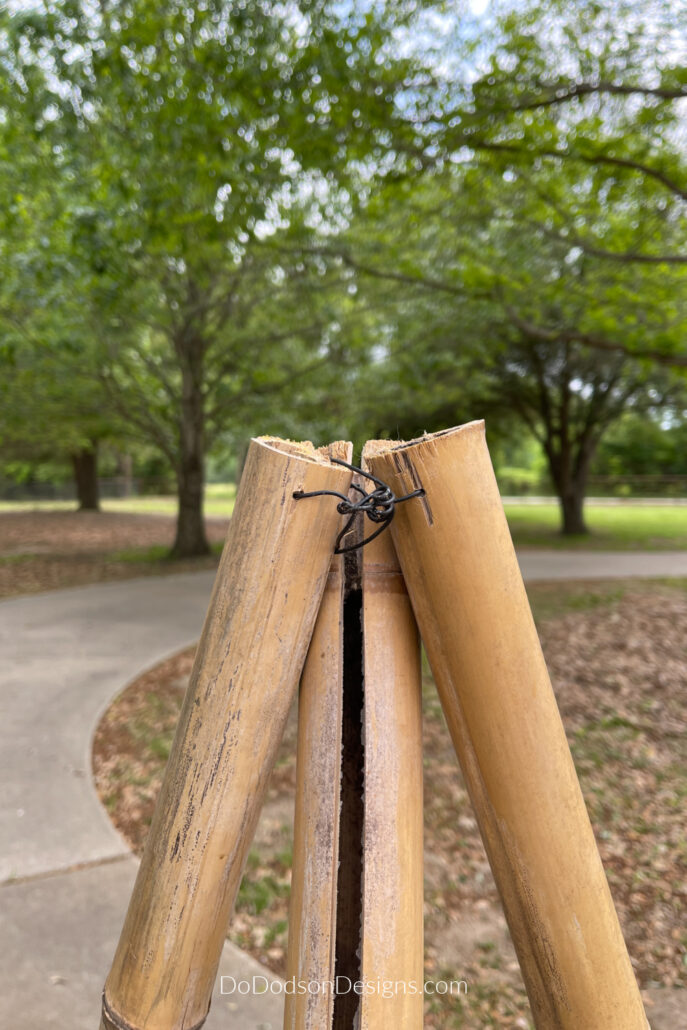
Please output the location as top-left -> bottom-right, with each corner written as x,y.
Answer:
1,488 -> 684,550
505,502 -> 687,550
0,482 -> 237,518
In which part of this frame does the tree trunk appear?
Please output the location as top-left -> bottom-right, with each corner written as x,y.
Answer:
560,486 -> 588,535
544,442 -> 591,536
117,453 -> 134,497
560,444 -> 595,535
71,445 -> 100,511
172,359 -> 210,558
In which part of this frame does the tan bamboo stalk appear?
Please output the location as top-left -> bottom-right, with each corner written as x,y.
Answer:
285,454 -> 424,1030
100,437 -> 352,1030
367,422 -> 648,1030
284,442 -> 351,1030
358,443 -> 424,1030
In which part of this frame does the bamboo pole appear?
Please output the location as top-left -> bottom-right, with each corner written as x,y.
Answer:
358,443 -> 424,1030
367,422 -> 648,1030
100,437 -> 352,1030
284,443 -> 350,1030
284,453 -> 424,1030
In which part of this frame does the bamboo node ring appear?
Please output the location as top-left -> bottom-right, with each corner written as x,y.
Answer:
293,457 -> 425,554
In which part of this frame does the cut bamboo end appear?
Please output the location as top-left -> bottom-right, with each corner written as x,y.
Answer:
101,437 -> 352,1030
367,422 -> 649,1030
256,436 -> 350,463
366,420 -> 485,456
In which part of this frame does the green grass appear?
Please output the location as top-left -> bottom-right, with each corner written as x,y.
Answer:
505,502 -> 687,550
110,542 -> 223,564
0,499 -> 78,512
2,487 -> 685,550
0,553 -> 36,565
236,848 -> 290,915
104,483 -> 236,517
0,482 -> 237,517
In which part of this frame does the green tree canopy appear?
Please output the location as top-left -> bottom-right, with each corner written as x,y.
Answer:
1,0 -> 427,552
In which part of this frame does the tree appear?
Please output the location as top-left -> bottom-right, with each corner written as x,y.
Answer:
3,0 -> 424,554
5,0 -> 685,540
494,342 -> 668,534
0,43 -> 121,511
426,0 -> 687,249
323,144 -> 686,531
0,342 -> 117,510
302,0 -> 687,532
593,409 -> 687,482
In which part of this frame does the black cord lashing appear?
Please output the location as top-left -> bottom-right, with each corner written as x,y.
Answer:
293,457 -> 426,554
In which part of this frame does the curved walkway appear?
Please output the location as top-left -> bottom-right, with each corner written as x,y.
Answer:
1,553 -> 685,1028
0,572 -> 214,881
0,571 -> 282,1030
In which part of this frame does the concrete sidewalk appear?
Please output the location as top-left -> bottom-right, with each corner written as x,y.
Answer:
0,571 -> 283,1029
1,858 -> 284,1030
0,572 -> 215,882
517,548 -> 687,581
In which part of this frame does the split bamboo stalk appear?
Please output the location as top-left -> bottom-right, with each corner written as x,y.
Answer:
284,442 -> 350,1030
358,443 -> 424,1030
367,422 -> 648,1030
284,454 -> 424,1030
100,437 -> 352,1030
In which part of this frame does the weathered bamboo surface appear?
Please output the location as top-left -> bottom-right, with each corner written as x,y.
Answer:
100,437 -> 352,1030
359,443 -> 424,1030
285,453 -> 424,1030
367,422 -> 649,1030
284,442 -> 350,1030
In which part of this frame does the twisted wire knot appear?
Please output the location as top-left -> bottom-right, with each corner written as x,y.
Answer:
293,457 -> 425,554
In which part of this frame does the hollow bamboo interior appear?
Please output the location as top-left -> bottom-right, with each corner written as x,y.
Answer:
367,422 -> 648,1030
100,437 -> 352,1030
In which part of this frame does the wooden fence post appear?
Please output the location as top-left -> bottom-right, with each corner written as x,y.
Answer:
100,438 -> 352,1030
367,422 -> 649,1030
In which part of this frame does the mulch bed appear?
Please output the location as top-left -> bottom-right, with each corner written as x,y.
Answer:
0,510 -> 229,555
0,511 -> 229,598
92,586 -> 687,1028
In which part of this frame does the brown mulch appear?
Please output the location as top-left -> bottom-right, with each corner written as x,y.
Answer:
543,592 -> 687,990
92,586 -> 687,1028
0,510 -> 229,555
0,511 -> 229,598
92,648 -> 197,843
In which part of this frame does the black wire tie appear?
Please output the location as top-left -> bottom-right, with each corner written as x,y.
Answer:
293,457 -> 425,554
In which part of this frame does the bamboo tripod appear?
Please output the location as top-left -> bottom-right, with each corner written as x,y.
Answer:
100,426 -> 650,1030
